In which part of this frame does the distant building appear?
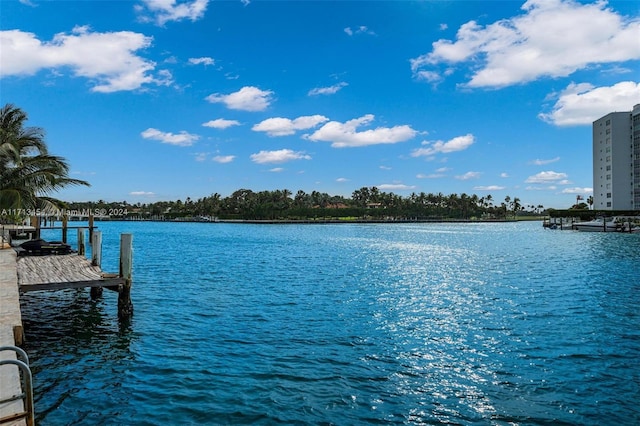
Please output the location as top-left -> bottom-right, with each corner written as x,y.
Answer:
592,104 -> 640,211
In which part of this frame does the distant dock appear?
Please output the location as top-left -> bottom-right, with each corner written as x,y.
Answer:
0,228 -> 132,425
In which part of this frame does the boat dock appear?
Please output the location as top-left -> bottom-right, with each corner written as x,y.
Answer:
0,229 -> 132,425
0,249 -> 29,426
543,215 -> 640,232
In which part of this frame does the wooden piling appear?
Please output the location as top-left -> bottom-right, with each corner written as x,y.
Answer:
29,216 -> 40,240
77,228 -> 86,256
90,231 -> 103,300
91,231 -> 102,267
88,215 -> 94,246
62,215 -> 68,244
118,234 -> 133,319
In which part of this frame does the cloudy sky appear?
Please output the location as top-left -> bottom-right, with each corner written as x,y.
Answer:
2,0 -> 639,208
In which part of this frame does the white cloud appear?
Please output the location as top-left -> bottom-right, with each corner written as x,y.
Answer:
202,118 -> 240,129
305,114 -> 417,148
411,0 -> 640,88
188,56 -> 214,66
212,155 -> 235,163
344,26 -> 376,36
379,165 -> 392,170
415,70 -> 443,84
206,86 -> 274,111
474,185 -> 505,191
526,185 -> 550,191
252,115 -> 329,137
136,0 -> 209,26
336,177 -> 349,182
141,127 -> 199,146
308,82 -> 348,96
378,184 -> 416,191
411,134 -> 475,157
269,167 -> 284,173
500,172 -> 509,178
130,191 -> 155,196
539,81 -> 640,126
525,170 -> 568,183
0,27 -> 162,92
250,149 -> 311,164
530,156 -> 560,165
417,173 -> 445,179
455,171 -> 481,180
194,152 -> 209,162
561,187 -> 593,194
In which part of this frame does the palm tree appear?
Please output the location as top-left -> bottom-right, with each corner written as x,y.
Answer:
0,104 -> 90,216
512,197 -> 522,218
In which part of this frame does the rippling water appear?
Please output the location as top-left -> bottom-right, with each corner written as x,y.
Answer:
21,221 -> 640,425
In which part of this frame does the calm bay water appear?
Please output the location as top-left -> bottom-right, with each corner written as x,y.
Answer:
21,221 -> 640,425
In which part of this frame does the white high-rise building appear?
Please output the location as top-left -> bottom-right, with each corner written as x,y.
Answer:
592,104 -> 640,211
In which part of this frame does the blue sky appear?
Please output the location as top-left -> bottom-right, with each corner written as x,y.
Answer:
2,0 -> 639,209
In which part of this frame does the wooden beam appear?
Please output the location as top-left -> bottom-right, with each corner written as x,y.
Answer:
19,277 -> 125,293
77,228 -> 86,256
92,231 -> 102,267
118,234 -> 133,319
62,215 -> 68,244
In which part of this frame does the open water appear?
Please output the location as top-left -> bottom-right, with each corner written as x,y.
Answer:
21,221 -> 640,425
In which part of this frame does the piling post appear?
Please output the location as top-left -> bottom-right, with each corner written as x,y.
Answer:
62,215 -> 68,244
30,216 -> 40,240
88,215 -> 94,247
90,231 -> 103,299
91,231 -> 102,266
77,228 -> 85,256
118,233 -> 133,319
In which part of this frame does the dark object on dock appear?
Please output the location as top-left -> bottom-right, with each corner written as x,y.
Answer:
18,239 -> 73,256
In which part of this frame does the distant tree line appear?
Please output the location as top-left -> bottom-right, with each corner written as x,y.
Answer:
64,188 -> 547,221
0,103 -> 552,224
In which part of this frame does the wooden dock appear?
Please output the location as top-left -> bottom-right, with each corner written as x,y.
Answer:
0,248 -> 27,426
17,254 -> 124,293
0,230 -> 132,425
15,231 -> 134,318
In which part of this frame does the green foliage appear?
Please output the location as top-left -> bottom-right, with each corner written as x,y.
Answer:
64,187 -> 543,222
0,104 -> 89,220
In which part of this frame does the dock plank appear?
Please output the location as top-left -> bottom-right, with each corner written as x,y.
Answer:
17,253 -> 124,292
0,248 -> 26,426
17,254 -> 102,286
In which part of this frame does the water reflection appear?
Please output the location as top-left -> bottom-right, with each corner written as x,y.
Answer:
20,222 -> 640,425
21,288 -> 134,424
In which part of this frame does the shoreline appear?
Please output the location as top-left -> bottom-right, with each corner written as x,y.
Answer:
54,217 -> 528,224
215,218 -> 523,224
